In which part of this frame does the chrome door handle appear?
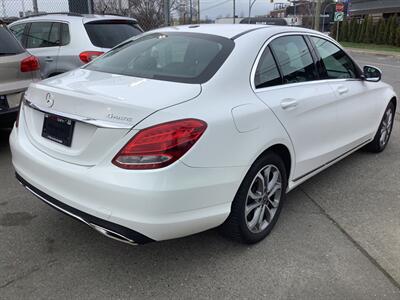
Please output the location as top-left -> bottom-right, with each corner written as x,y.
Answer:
281,99 -> 298,110
337,86 -> 349,95
45,57 -> 54,62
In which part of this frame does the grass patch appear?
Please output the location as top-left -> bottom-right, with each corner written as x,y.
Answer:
340,42 -> 400,53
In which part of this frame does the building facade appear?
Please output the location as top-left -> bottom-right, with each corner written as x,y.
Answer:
349,0 -> 400,18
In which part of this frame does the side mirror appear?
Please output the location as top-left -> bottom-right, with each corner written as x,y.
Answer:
362,65 -> 382,82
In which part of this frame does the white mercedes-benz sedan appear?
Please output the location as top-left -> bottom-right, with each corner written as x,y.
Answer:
10,25 -> 397,245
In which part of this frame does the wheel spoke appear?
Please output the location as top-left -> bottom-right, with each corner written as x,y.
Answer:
267,170 -> 279,192
247,206 -> 262,229
258,204 -> 266,226
245,201 -> 262,217
248,189 -> 263,200
268,182 -> 282,199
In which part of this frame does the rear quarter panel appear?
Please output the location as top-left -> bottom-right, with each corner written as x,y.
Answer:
135,30 -> 295,178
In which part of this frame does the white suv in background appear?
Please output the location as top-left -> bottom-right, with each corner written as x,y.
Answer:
9,13 -> 142,78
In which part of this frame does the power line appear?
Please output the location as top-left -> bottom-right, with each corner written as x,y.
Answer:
202,0 -> 232,12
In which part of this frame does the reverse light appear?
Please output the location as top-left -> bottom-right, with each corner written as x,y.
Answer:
20,55 -> 40,72
79,51 -> 104,63
112,119 -> 207,170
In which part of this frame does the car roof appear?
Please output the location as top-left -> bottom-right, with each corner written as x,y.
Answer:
152,24 -> 318,40
10,13 -> 137,25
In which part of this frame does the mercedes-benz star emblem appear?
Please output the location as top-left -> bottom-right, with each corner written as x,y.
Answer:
45,93 -> 54,108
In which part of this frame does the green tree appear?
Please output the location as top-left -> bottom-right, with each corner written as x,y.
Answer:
349,18 -> 358,42
376,19 -> 386,44
363,16 -> 373,43
383,17 -> 391,44
396,27 -> 400,47
388,15 -> 397,45
356,18 -> 365,43
340,19 -> 349,41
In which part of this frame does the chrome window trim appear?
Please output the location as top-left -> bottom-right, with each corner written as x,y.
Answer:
250,32 -> 362,93
23,97 -> 133,129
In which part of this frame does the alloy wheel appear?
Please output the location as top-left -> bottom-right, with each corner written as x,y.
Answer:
379,108 -> 393,148
245,165 -> 282,233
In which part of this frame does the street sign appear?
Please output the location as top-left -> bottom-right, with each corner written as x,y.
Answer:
336,3 -> 345,13
334,12 -> 344,22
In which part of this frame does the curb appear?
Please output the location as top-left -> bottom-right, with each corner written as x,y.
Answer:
345,47 -> 400,58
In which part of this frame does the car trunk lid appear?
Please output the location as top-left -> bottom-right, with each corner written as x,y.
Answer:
22,69 -> 201,166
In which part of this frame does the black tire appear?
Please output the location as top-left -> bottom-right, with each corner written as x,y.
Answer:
220,151 -> 287,244
365,102 -> 395,153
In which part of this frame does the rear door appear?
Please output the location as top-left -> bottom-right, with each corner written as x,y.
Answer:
254,34 -> 340,180
24,22 -> 61,78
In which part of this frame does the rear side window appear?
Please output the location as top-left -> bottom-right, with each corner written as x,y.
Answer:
311,37 -> 357,79
85,21 -> 142,48
9,23 -> 27,45
0,25 -> 25,55
255,46 -> 282,89
85,32 -> 235,84
26,22 -> 61,48
270,35 -> 317,84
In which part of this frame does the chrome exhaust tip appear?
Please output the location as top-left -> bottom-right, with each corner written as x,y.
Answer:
88,223 -> 138,246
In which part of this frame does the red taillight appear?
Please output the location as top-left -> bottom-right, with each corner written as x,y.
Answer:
79,51 -> 104,63
20,55 -> 40,72
112,119 -> 207,170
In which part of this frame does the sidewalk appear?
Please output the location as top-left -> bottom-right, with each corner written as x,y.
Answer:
345,47 -> 400,58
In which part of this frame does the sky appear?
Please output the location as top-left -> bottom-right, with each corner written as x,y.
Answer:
1,0 -> 290,19
200,0 -> 289,20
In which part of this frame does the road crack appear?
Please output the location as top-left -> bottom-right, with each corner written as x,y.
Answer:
0,266 -> 41,289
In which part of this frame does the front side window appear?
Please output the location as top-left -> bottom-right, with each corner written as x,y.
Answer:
270,35 -> 317,84
255,46 -> 282,89
311,36 -> 357,79
26,22 -> 60,48
85,33 -> 235,84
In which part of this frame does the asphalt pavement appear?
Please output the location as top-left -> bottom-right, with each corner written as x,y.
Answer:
0,52 -> 400,299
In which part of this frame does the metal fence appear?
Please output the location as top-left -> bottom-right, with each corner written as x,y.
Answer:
0,0 -> 200,30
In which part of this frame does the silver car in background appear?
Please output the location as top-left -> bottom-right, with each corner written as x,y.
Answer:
9,13 -> 142,78
0,22 -> 40,128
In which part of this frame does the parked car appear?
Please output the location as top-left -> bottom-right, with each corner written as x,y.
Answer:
10,25 -> 396,245
9,13 -> 143,78
0,22 -> 40,128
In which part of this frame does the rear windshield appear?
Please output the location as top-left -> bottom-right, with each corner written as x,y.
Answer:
84,32 -> 235,84
0,25 -> 25,55
85,21 -> 142,48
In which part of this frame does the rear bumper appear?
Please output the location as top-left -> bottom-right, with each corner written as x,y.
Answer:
16,173 -> 153,245
10,124 -> 245,242
0,107 -> 18,128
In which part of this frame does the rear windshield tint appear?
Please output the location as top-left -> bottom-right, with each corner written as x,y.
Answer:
85,21 -> 142,48
0,25 -> 25,55
84,32 -> 235,84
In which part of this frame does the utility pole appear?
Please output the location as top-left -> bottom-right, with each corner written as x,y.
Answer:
32,0 -> 38,14
248,0 -> 257,23
314,0 -> 322,31
164,0 -> 170,26
87,0 -> 93,14
197,0 -> 200,22
233,0 -> 236,24
189,0 -> 193,23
